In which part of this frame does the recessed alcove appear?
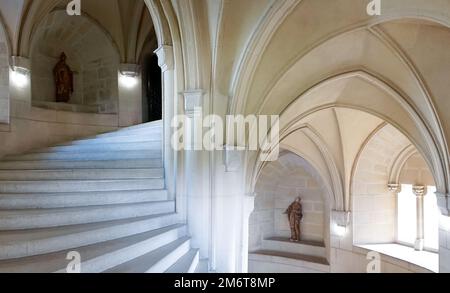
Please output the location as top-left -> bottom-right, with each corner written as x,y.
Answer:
249,151 -> 330,273
30,10 -> 120,114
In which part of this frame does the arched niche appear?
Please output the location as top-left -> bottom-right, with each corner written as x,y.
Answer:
30,10 -> 120,114
250,150 -> 329,248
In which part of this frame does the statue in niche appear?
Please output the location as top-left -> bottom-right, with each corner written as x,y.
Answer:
284,197 -> 303,242
53,52 -> 74,103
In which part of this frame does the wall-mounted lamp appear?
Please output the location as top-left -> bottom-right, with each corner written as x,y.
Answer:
332,210 -> 351,238
119,63 -> 140,89
10,56 -> 31,88
334,224 -> 347,237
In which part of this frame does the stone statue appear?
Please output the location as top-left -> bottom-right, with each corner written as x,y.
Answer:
284,197 -> 303,242
53,52 -> 73,103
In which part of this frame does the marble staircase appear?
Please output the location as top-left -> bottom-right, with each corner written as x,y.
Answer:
0,120 -> 199,273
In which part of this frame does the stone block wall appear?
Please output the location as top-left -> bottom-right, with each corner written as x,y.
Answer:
30,11 -> 119,114
249,151 -> 327,250
353,125 -> 411,244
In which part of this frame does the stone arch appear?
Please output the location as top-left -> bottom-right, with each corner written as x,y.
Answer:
252,124 -> 344,211
246,71 -> 448,216
249,150 -> 330,258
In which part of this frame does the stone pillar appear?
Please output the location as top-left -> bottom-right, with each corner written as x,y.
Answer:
183,90 -> 210,260
413,185 -> 426,251
154,45 -> 176,199
436,192 -> 450,273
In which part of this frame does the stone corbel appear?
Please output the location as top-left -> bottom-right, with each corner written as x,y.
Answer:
332,210 -> 351,228
154,45 -> 174,72
10,56 -> 30,73
224,145 -> 245,172
183,90 -> 203,117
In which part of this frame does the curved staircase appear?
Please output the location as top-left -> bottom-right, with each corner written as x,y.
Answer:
0,121 -> 199,273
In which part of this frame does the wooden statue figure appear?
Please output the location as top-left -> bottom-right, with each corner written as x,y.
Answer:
53,52 -> 73,103
284,197 -> 303,242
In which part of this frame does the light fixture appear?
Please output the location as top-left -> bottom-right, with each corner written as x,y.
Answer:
119,63 -> 140,89
119,74 -> 138,88
10,56 -> 30,88
334,224 -> 347,237
11,68 -> 29,88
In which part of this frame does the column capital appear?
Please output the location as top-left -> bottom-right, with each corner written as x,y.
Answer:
332,210 -> 351,227
388,183 -> 401,193
154,45 -> 174,72
183,90 -> 203,117
412,185 -> 426,197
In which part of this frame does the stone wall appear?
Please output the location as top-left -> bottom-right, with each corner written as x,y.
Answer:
30,10 -> 119,114
352,125 -> 411,244
250,151 -> 327,250
399,154 -> 435,186
0,25 -> 9,124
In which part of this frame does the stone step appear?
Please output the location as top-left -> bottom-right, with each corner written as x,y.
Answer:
0,224 -> 187,273
249,250 -> 330,273
105,237 -> 191,273
0,159 -> 163,170
262,237 -> 326,258
0,179 -> 165,193
0,213 -> 180,260
0,201 -> 175,231
32,141 -> 162,154
114,121 -> 162,132
0,168 -> 164,181
94,127 -> 162,139
59,135 -> 161,146
3,150 -> 162,162
165,249 -> 199,273
0,189 -> 169,209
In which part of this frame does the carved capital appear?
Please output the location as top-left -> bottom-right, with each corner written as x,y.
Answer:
332,210 -> 350,227
183,90 -> 203,117
388,183 -> 401,193
154,45 -> 174,72
412,185 -> 426,197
